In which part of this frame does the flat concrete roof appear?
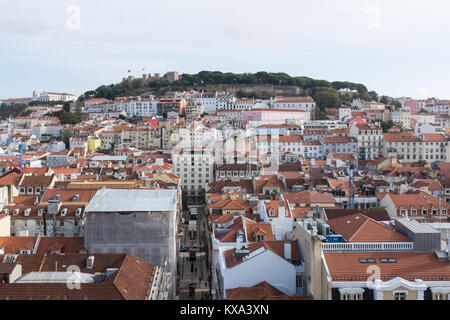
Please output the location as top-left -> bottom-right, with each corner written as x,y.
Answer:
85,188 -> 177,212
395,218 -> 441,234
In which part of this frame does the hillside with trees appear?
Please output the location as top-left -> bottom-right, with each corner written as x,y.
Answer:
79,71 -> 368,99
0,103 -> 31,120
76,71 -> 397,117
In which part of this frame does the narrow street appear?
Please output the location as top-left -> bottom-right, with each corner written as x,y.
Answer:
177,205 -> 211,300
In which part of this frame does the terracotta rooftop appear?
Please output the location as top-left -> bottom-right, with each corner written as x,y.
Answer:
226,281 -> 309,300
323,208 -> 390,221
0,253 -> 156,300
324,252 -> 450,282
283,191 -> 335,205
19,175 -> 54,187
327,214 -> 410,242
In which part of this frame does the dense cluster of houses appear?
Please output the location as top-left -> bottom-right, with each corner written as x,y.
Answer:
0,89 -> 449,300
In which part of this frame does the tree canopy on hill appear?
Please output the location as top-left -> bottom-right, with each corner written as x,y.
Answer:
0,103 -> 30,120
78,71 -> 370,104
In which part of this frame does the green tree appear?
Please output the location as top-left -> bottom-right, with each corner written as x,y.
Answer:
312,106 -> 329,120
378,120 -> 397,133
61,128 -> 74,149
0,103 -> 27,120
392,100 -> 402,110
63,102 -> 71,112
368,91 -> 378,101
60,112 -> 80,125
313,90 -> 341,109
380,96 -> 389,104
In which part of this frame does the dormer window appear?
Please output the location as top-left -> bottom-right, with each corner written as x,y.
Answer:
269,210 -> 275,217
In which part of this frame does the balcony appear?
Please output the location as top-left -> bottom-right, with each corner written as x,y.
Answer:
321,242 -> 414,252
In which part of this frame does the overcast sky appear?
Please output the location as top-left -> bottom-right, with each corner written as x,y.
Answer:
1,0 -> 449,99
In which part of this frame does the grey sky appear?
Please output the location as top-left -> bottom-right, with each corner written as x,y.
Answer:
1,0 -> 449,99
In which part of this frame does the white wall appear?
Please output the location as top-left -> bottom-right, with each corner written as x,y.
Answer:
219,249 -> 296,298
0,215 -> 10,236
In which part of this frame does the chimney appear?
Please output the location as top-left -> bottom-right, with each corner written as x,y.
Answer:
284,242 -> 292,260
86,256 -> 95,269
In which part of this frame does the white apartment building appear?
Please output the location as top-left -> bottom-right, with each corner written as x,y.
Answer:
69,136 -> 88,150
435,115 -> 450,130
390,110 -> 411,129
271,96 -> 316,112
303,120 -> 347,130
98,130 -> 122,150
185,103 -> 204,117
338,107 -> 352,121
411,113 -> 436,125
232,98 -> 255,110
322,136 -> 358,156
126,98 -> 158,117
39,91 -> 77,102
173,147 -> 214,201
349,124 -> 383,160
424,103 -> 449,115
171,124 -> 218,149
192,92 -> 235,113
352,99 -> 385,110
383,132 -> 449,163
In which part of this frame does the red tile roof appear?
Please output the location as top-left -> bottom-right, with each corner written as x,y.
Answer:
0,237 -> 37,254
226,281 -> 309,300
283,191 -> 335,205
327,214 -> 410,242
0,253 -> 156,300
324,252 -> 450,282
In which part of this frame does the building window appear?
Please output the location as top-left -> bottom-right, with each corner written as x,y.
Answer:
394,292 -> 407,300
435,293 -> 443,300
342,294 -> 351,300
296,274 -> 303,288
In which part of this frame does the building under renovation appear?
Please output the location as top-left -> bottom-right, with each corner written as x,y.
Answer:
84,189 -> 178,298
